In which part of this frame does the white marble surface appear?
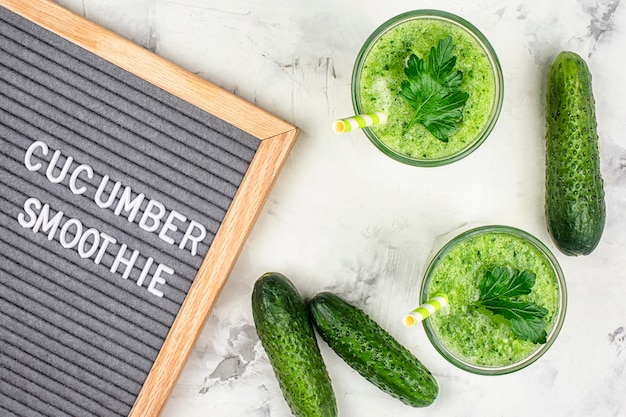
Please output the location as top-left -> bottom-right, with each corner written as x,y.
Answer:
55,0 -> 626,416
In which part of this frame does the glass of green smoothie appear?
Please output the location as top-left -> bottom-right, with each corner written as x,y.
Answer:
420,225 -> 566,375
352,10 -> 503,166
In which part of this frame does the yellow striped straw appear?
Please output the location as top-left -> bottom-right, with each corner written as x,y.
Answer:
403,294 -> 448,328
332,112 -> 387,133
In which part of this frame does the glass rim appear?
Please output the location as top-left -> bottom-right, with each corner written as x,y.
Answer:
420,225 -> 567,375
351,9 -> 504,167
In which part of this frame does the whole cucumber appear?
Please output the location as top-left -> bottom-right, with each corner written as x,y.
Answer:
308,292 -> 438,408
251,273 -> 336,417
545,51 -> 605,256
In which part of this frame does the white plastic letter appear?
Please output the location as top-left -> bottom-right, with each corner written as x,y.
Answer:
46,150 -> 73,184
24,141 -> 48,172
137,257 -> 154,287
114,187 -> 145,223
138,200 -> 166,233
148,263 -> 173,298
59,218 -> 83,249
94,175 -> 122,209
158,210 -> 186,245
179,220 -> 207,257
110,244 -> 139,279
17,197 -> 42,229
33,204 -> 64,241
78,228 -> 101,259
69,164 -> 94,195
94,232 -> 117,265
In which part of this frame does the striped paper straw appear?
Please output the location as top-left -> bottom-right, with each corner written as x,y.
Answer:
332,112 -> 387,133
403,294 -> 448,328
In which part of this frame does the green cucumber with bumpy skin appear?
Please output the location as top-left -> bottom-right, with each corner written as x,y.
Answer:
545,51 -> 605,256
308,292 -> 438,408
252,273 -> 337,417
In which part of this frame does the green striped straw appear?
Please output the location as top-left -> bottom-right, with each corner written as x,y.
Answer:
332,112 -> 387,133
403,294 -> 448,328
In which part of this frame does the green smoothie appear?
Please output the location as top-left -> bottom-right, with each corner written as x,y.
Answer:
421,226 -> 565,373
353,11 -> 502,165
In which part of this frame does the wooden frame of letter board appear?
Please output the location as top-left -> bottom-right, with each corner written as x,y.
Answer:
1,0 -> 300,415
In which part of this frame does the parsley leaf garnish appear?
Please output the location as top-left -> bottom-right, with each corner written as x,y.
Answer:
399,36 -> 469,142
474,266 -> 549,344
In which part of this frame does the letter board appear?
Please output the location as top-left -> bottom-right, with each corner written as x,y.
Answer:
0,1 -> 299,416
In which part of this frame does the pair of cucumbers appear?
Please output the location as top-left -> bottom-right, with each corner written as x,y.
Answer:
251,272 -> 438,417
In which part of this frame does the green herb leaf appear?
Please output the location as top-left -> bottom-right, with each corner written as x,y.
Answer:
399,36 -> 469,142
475,266 -> 549,344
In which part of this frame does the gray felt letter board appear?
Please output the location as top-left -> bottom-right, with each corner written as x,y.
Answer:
0,1 -> 299,416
